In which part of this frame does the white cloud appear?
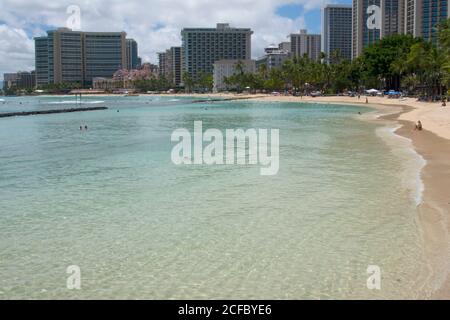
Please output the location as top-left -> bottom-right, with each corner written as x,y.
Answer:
0,0 -> 326,75
0,25 -> 35,74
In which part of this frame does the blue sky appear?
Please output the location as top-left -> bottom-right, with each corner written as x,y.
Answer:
276,0 -> 352,33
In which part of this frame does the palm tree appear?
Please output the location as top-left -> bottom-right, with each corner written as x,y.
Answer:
258,64 -> 268,80
406,42 -> 447,99
401,74 -> 420,95
282,55 -> 309,94
437,19 -> 450,49
182,72 -> 194,93
235,60 -> 245,75
438,19 -> 450,88
233,60 -> 246,93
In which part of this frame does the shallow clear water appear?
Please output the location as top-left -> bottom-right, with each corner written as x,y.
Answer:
0,96 -> 430,299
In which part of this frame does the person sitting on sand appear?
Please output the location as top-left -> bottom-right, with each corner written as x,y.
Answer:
414,121 -> 423,131
442,98 -> 447,107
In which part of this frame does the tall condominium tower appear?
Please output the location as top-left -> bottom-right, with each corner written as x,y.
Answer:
126,39 -> 139,70
35,36 -> 49,86
352,0 -> 402,59
170,47 -> 183,87
398,0 -> 422,37
382,0 -> 401,36
290,29 -> 321,61
35,28 -> 127,86
181,23 -> 253,81
353,1 -> 449,58
420,0 -> 450,41
398,0 -> 449,40
158,47 -> 183,87
322,4 -> 353,61
158,51 -> 167,78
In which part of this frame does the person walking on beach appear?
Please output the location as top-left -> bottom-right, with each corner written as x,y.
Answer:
365,97 -> 369,104
414,121 -> 423,131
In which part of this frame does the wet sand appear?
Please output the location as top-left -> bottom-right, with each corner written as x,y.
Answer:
395,119 -> 450,299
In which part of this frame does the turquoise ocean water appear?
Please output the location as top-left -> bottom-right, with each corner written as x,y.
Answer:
0,96 -> 432,299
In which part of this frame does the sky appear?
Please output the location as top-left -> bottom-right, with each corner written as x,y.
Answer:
0,0 -> 353,76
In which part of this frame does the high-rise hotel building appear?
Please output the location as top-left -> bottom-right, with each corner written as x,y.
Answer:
400,0 -> 450,41
352,0 -> 450,58
421,0 -> 450,41
35,28 -> 127,86
290,29 -> 322,61
126,39 -> 140,70
322,4 -> 353,61
400,0 -> 424,37
352,0 -> 403,58
158,47 -> 183,87
181,23 -> 253,81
